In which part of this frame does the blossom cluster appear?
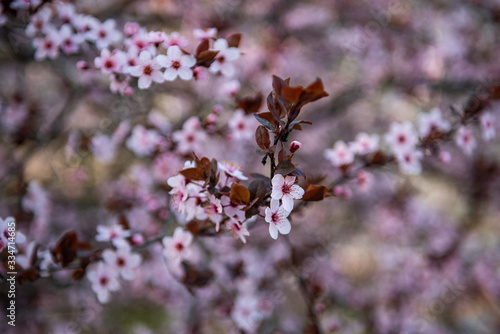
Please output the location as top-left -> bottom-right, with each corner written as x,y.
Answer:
19,1 -> 240,94
324,107 -> 497,176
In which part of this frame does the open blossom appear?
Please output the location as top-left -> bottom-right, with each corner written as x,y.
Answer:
218,161 -> 248,180
221,196 -> 246,222
349,132 -> 379,155
271,174 -> 304,211
162,31 -> 189,49
455,126 -> 476,155
87,262 -> 120,303
153,152 -> 182,182
33,28 -> 61,60
384,121 -> 419,154
172,117 -> 207,154
94,48 -> 126,75
209,38 -> 240,77
226,217 -> 250,244
396,149 -> 423,175
231,294 -> 264,332
197,194 -> 223,231
96,223 -> 131,247
89,18 -> 122,50
418,108 -> 451,137
102,243 -> 142,280
156,46 -> 196,81
265,200 -> 291,240
126,125 -> 161,157
128,50 -> 164,89
324,140 -> 355,167
480,112 -> 496,141
228,109 -> 259,141
25,7 -> 52,37
193,28 -> 218,40
162,227 -> 193,264
58,24 -> 82,55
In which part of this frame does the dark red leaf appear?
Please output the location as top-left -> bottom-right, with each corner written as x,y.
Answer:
255,126 -> 271,150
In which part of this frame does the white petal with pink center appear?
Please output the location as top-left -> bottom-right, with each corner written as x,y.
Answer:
128,50 -> 164,89
271,174 -> 304,211
156,45 -> 196,81
265,200 -> 291,240
102,243 -> 141,280
384,121 -> 419,154
162,227 -> 193,264
86,262 -> 120,303
324,140 -> 355,167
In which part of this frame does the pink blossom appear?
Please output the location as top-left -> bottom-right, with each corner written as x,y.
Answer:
193,28 -> 218,40
172,117 -> 207,154
324,140 -> 355,167
33,28 -> 61,60
384,121 -> 419,154
218,160 -> 248,180
124,22 -> 140,37
228,109 -> 258,141
480,112 -> 496,141
156,46 -> 196,81
148,110 -> 172,134
86,262 -> 120,303
162,227 -> 193,264
265,199 -> 291,240
96,223 -> 131,247
221,196 -> 246,222
455,126 -> 476,155
271,174 -> 304,211
418,108 -> 451,137
128,51 -> 165,89
25,7 -> 52,37
102,243 -> 142,280
226,217 -> 250,244
153,152 -> 182,182
162,31 -> 189,49
349,132 -> 379,155
89,19 -> 122,50
209,38 -> 241,77
126,125 -> 161,157
94,48 -> 126,75
396,149 -> 423,175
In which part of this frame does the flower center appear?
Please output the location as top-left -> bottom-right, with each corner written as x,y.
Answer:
398,135 -> 406,143
99,276 -> 109,286
143,65 -> 153,75
172,61 -> 181,69
98,30 -> 107,38
175,242 -> 184,251
117,257 -> 125,267
281,184 -> 291,194
104,60 -> 114,69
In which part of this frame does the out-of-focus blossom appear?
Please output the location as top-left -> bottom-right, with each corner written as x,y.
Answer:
418,108 -> 450,138
156,46 -> 196,81
102,243 -> 142,280
128,50 -> 165,89
384,122 -> 419,154
209,38 -> 240,77
480,112 -> 496,141
193,28 -> 217,40
455,126 -> 476,155
324,140 -> 355,167
96,223 -> 131,247
162,227 -> 193,264
86,262 -> 120,303
349,132 -> 379,155
126,125 -> 161,157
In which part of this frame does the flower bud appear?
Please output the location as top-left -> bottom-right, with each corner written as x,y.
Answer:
290,140 -> 302,153
124,22 -> 140,37
76,61 -> 89,71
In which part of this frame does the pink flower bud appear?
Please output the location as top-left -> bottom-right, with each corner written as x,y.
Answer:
206,113 -> 218,124
212,104 -> 223,115
76,61 -> 89,71
290,140 -> 302,153
124,87 -> 134,96
131,233 -> 144,246
124,22 -> 140,37
439,151 -> 451,163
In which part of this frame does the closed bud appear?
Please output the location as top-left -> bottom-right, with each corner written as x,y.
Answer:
76,61 -> 89,71
290,140 -> 302,153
